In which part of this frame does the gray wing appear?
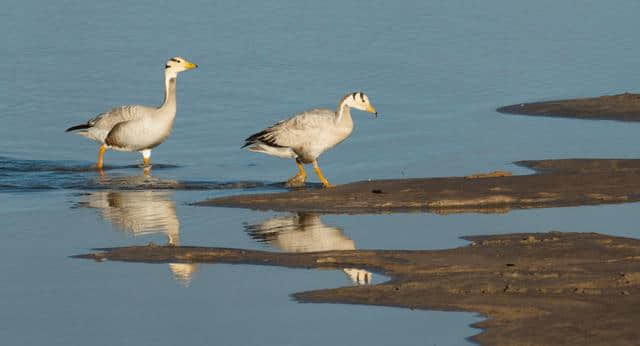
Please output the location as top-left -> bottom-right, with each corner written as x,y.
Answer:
88,105 -> 155,131
67,104 -> 158,144
245,108 -> 335,148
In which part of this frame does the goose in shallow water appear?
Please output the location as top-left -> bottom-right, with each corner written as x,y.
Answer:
243,92 -> 377,187
66,57 -> 197,170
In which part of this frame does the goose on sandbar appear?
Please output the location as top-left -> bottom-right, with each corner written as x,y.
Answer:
66,57 -> 197,170
243,92 -> 377,188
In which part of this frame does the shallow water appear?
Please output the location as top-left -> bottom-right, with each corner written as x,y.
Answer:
3,0 -> 640,345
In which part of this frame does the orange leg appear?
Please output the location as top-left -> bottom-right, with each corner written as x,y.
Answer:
295,159 -> 306,178
97,144 -> 107,170
285,158 -> 307,187
312,159 -> 332,188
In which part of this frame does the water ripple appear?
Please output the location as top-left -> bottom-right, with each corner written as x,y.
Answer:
0,156 -> 268,192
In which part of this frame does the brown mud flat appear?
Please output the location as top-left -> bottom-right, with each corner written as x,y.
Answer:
195,159 -> 640,214
75,232 -> 640,345
497,92 -> 640,121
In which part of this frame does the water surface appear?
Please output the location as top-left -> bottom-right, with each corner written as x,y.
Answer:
2,0 -> 640,345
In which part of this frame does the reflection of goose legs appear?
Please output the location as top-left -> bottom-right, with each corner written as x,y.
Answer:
286,158 -> 307,187
343,268 -> 372,285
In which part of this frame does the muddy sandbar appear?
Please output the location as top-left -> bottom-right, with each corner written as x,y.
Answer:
195,159 -> 640,214
75,232 -> 640,345
497,93 -> 640,121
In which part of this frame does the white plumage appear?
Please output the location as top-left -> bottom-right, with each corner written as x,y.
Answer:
66,56 -> 197,170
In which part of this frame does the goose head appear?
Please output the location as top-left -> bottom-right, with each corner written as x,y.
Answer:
343,91 -> 377,116
164,56 -> 198,79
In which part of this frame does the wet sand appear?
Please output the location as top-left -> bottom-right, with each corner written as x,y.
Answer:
497,93 -> 640,121
195,159 -> 640,214
75,231 -> 640,345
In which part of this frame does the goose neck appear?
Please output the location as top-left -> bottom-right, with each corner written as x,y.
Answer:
335,101 -> 351,124
161,75 -> 177,111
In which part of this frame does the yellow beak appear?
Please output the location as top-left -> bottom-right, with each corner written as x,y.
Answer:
366,104 -> 378,116
183,60 -> 198,70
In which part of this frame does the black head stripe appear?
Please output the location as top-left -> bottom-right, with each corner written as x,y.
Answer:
165,64 -> 170,69
351,92 -> 357,100
359,92 -> 365,102
170,58 -> 179,62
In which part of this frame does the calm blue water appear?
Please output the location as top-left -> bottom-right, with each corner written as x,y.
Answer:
2,0 -> 640,345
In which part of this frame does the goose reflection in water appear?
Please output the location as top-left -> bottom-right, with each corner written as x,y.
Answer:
245,213 -> 372,285
81,189 -> 197,286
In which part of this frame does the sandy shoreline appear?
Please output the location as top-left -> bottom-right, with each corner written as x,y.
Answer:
75,231 -> 640,345
195,158 -> 640,214
497,92 -> 640,121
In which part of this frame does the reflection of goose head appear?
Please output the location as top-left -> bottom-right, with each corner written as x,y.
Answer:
245,213 -> 372,285
81,190 -> 197,285
343,268 -> 372,285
